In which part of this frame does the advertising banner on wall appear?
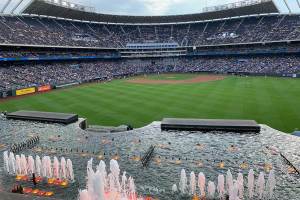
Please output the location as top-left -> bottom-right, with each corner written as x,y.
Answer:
16,87 -> 36,96
38,85 -> 52,92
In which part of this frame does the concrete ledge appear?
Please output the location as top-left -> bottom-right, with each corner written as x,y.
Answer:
161,118 -> 261,133
6,110 -> 78,124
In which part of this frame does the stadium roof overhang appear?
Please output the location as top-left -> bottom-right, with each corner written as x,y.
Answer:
21,0 -> 280,24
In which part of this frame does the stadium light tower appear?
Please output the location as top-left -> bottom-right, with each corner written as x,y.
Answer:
10,0 -> 25,14
1,0 -> 12,13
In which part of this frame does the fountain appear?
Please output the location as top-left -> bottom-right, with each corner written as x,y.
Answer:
207,181 -> 216,198
28,155 -> 35,175
20,154 -> 28,175
109,159 -> 121,192
128,177 -> 137,199
2,151 -> 74,181
121,171 -> 127,195
66,159 -> 74,181
9,152 -> 16,174
248,169 -> 255,198
267,170 -> 276,198
53,157 -> 60,178
60,157 -> 67,180
79,158 -> 144,200
189,171 -> 196,195
198,172 -> 206,197
217,174 -> 225,198
78,190 -> 90,200
179,169 -> 188,194
44,156 -> 52,178
3,151 -> 9,173
1,108 -> 300,200
229,180 -> 239,200
226,169 -> 233,193
174,168 -> 276,199
172,184 -> 178,193
15,155 -> 21,175
237,173 -> 244,199
36,155 -> 42,176
257,172 -> 265,199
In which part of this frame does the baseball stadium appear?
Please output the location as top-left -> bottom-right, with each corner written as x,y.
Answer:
0,0 -> 300,199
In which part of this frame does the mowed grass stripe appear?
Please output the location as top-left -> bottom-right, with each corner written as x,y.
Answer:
0,74 -> 299,132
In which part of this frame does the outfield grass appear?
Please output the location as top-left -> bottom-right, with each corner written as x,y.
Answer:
0,74 -> 299,133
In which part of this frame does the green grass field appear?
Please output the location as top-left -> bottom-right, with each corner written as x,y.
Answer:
1,74 -> 299,133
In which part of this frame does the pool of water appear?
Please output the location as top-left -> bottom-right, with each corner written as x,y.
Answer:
0,116 -> 299,200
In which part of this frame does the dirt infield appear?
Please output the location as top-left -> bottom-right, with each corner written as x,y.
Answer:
126,75 -> 225,84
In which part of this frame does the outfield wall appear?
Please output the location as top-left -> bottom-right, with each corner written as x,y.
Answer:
0,85 -> 52,99
1,72 -> 299,99
0,76 -> 114,99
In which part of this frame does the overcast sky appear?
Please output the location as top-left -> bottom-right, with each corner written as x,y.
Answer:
0,0 -> 299,15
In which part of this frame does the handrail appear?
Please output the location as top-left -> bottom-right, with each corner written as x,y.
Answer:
141,145 -> 155,167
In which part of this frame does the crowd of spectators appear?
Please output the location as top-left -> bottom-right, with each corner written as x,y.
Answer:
1,14 -> 300,92
0,15 -> 300,48
0,50 -> 117,58
1,56 -> 299,92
